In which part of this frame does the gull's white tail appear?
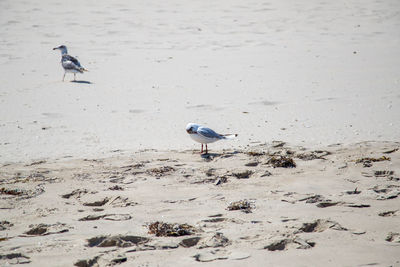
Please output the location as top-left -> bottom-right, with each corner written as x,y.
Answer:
222,134 -> 238,140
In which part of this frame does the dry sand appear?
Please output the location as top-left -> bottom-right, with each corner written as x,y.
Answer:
1,142 -> 400,266
1,0 -> 400,266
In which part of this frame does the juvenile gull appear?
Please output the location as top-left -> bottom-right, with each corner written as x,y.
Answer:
53,45 -> 87,81
186,123 -> 237,154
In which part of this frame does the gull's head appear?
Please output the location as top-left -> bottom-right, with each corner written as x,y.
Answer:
53,45 -> 68,55
186,123 -> 200,134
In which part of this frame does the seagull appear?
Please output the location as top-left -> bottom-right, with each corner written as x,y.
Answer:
53,45 -> 87,81
186,123 -> 237,154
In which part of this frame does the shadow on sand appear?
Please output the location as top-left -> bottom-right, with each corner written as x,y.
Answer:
71,80 -> 92,84
201,153 -> 221,159
201,151 -> 239,160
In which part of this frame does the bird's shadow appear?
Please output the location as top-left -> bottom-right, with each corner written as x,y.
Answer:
201,153 -> 221,159
71,80 -> 92,84
200,151 -> 239,160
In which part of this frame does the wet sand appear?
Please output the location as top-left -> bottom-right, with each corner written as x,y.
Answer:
0,0 -> 399,162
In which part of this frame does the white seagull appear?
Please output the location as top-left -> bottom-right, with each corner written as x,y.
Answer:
186,123 -> 237,154
53,45 -> 87,81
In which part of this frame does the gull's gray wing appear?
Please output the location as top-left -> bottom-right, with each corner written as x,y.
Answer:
61,55 -> 83,72
62,55 -> 82,67
62,61 -> 82,72
197,127 -> 223,139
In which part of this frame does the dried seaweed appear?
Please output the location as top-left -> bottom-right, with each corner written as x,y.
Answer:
227,200 -> 253,213
374,170 -> 394,177
356,156 -> 390,164
147,166 -> 175,177
267,156 -> 296,168
0,188 -> 24,196
148,221 -> 195,237
108,185 -> 124,191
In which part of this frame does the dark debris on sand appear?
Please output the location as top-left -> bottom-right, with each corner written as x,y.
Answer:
148,221 -> 196,237
180,236 -> 201,248
24,223 -> 69,236
231,170 -> 253,179
61,189 -> 89,199
345,188 -> 361,195
295,150 -> 331,160
227,200 -> 253,213
264,237 -> 315,251
83,197 -> 110,207
87,235 -> 149,247
246,151 -> 265,157
147,166 -> 175,177
0,253 -> 31,264
108,185 -> 124,191
0,187 -> 24,196
267,156 -> 296,168
87,235 -> 149,248
0,186 -> 44,199
0,221 -> 13,231
356,156 -> 390,164
74,256 -> 100,267
356,156 -> 390,167
298,194 -> 325,203
378,210 -> 398,217
385,232 -> 400,242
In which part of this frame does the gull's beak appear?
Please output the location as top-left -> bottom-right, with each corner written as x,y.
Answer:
53,47 -> 58,50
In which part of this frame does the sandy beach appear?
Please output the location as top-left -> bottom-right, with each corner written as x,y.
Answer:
1,142 -> 400,266
0,0 -> 400,266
